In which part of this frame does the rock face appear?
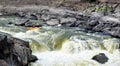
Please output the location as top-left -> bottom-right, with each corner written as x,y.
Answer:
0,33 -> 38,66
92,53 -> 109,64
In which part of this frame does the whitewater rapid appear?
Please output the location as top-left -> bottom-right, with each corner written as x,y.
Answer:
0,17 -> 120,66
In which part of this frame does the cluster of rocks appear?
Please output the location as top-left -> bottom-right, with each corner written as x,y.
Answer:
15,7 -> 120,37
0,33 -> 38,66
10,19 -> 42,27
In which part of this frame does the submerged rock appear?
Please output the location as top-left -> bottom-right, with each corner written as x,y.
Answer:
92,53 -> 109,64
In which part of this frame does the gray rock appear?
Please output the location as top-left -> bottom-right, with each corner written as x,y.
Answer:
25,21 -> 42,27
46,19 -> 59,26
92,23 -> 105,31
15,19 -> 29,26
41,14 -> 51,21
92,53 -> 109,64
100,16 -> 120,23
104,27 -> 120,37
60,17 -> 77,24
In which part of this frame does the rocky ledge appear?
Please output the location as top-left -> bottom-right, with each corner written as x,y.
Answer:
0,33 -> 38,66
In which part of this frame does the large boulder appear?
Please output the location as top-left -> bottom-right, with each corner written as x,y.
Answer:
0,33 -> 38,66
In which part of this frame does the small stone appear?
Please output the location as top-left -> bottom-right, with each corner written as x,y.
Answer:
92,53 -> 109,64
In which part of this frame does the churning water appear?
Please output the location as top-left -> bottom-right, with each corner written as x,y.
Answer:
0,17 -> 120,66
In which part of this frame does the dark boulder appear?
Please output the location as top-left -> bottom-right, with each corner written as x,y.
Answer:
28,55 -> 38,62
0,35 -> 14,59
0,33 -> 38,66
92,53 -> 109,64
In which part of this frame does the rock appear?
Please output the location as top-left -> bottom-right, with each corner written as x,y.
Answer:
9,37 -> 30,48
41,14 -> 51,21
15,19 -> 29,26
104,27 -> 120,37
62,22 -> 76,27
0,34 -> 13,59
92,53 -> 109,64
25,21 -> 42,27
76,20 -> 87,26
15,12 -> 26,18
28,55 -> 38,62
0,33 -> 38,66
46,19 -> 59,26
29,13 -> 38,20
100,16 -> 120,23
87,18 -> 99,26
60,17 -> 77,24
63,12 -> 75,18
92,23 -> 109,32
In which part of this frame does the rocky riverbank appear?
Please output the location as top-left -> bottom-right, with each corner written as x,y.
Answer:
2,4 -> 119,38
0,32 -> 37,66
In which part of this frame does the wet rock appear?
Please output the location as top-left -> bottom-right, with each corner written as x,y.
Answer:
9,37 -> 30,48
92,23 -> 111,32
87,18 -> 99,27
104,27 -> 120,37
76,20 -> 87,26
28,55 -> 38,62
15,19 -> 29,26
92,53 -> 109,64
0,33 -> 38,66
60,17 -> 77,24
63,12 -> 75,18
15,12 -> 26,18
29,13 -> 39,20
62,22 -> 76,27
25,21 -> 42,27
46,19 -> 59,26
0,35 -> 13,59
100,16 -> 120,23
41,14 -> 51,21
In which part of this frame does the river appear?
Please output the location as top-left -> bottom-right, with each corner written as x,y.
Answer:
0,17 -> 120,66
